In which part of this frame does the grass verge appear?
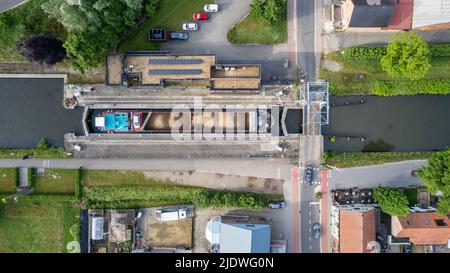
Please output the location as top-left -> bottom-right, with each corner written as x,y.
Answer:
323,151 -> 435,168
0,168 -> 17,193
0,148 -> 69,159
31,169 -> 77,194
227,8 -> 287,45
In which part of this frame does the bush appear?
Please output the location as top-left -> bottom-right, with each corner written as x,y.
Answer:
84,185 -> 271,209
430,43 -> 450,57
145,0 -> 159,18
37,137 -> 49,149
250,0 -> 286,23
372,79 -> 450,96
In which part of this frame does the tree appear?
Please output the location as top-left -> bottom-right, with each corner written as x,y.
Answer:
145,0 -> 159,18
380,32 -> 431,80
250,0 -> 264,17
250,0 -> 286,23
17,35 -> 66,65
373,187 -> 409,216
417,149 -> 450,214
42,0 -> 144,72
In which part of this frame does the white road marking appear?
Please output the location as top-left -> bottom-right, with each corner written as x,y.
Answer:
309,237 -> 312,241
309,210 -> 312,216
308,219 -> 311,224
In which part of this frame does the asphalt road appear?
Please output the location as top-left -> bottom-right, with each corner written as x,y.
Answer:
328,160 -> 427,190
0,0 -> 25,12
297,0 -> 322,81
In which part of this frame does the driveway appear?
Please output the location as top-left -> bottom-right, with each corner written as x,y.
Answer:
328,160 -> 427,190
161,0 -> 293,82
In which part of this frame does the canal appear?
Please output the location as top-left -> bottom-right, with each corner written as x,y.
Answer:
322,95 -> 450,152
0,77 -> 83,148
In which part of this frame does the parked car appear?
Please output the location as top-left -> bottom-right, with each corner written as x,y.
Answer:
132,114 -> 140,129
193,12 -> 208,21
312,223 -> 321,239
22,154 -> 35,160
403,244 -> 412,253
170,31 -> 189,40
182,22 -> 199,31
148,29 -> 167,42
204,4 -> 219,12
304,166 -> 314,185
269,201 -> 286,209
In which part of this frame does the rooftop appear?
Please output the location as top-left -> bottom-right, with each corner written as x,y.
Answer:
339,208 -> 376,253
391,212 -> 450,245
413,0 -> 450,29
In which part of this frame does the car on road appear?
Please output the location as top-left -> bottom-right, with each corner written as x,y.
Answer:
312,223 -> 321,239
170,31 -> 189,40
22,154 -> 34,160
403,244 -> 412,253
182,22 -> 198,31
204,4 -> 219,12
193,12 -> 208,21
304,166 -> 314,185
269,201 -> 286,209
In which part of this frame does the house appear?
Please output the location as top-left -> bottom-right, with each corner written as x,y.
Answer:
391,212 -> 450,246
331,205 -> 378,253
206,215 -> 271,253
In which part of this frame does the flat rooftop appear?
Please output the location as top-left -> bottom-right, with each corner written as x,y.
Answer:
122,54 -> 216,85
211,65 -> 261,90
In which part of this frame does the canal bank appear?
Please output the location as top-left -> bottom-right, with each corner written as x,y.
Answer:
0,76 -> 83,148
323,95 -> 450,152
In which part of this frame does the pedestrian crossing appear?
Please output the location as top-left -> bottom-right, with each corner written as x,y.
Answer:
300,180 -> 321,185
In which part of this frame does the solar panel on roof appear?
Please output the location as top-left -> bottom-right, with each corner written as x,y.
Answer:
149,59 -> 203,65
149,69 -> 203,75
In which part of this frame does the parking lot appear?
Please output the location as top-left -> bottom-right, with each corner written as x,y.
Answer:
161,0 -> 293,82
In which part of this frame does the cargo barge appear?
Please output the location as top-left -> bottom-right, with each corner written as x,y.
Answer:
87,109 -> 272,135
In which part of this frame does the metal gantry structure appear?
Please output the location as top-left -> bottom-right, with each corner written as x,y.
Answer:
303,81 -> 329,135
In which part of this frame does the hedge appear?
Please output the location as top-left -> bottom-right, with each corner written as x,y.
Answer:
338,43 -> 450,61
84,186 -> 273,209
372,79 -> 450,96
323,151 -> 435,168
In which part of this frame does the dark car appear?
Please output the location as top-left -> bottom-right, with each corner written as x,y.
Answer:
403,244 -> 412,253
312,223 -> 321,239
170,31 -> 189,40
304,167 -> 314,185
269,201 -> 286,209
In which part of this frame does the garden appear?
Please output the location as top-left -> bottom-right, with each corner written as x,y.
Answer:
320,33 -> 450,96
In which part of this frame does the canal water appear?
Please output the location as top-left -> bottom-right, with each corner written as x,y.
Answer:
0,78 -> 83,148
322,95 -> 450,152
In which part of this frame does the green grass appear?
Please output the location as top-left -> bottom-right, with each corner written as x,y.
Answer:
0,202 -> 79,253
324,151 -> 435,168
31,169 -> 77,194
0,168 -> 17,193
321,53 -> 450,95
0,148 -> 69,159
118,0 -> 210,52
403,188 -> 418,206
227,9 -> 287,45
0,0 -> 67,63
82,170 -> 164,187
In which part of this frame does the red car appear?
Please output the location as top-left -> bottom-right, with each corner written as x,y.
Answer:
193,12 -> 208,21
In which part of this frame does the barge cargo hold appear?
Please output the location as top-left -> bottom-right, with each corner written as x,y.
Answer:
87,109 -> 272,135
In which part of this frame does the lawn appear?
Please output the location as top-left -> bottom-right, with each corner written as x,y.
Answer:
0,0 -> 66,63
324,151 -> 435,168
118,0 -> 210,52
321,53 -> 450,95
0,202 -> 79,253
0,168 -> 17,193
227,8 -> 287,45
82,170 -> 163,187
31,169 -> 78,194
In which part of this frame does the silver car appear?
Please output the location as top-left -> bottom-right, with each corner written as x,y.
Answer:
313,223 -> 321,239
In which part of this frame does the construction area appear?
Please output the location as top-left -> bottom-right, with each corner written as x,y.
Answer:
85,205 -> 194,253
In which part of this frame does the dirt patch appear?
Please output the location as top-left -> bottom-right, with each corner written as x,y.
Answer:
142,171 -> 283,195
146,219 -> 193,249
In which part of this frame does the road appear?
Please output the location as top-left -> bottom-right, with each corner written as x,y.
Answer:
328,160 -> 427,190
0,0 -> 26,12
